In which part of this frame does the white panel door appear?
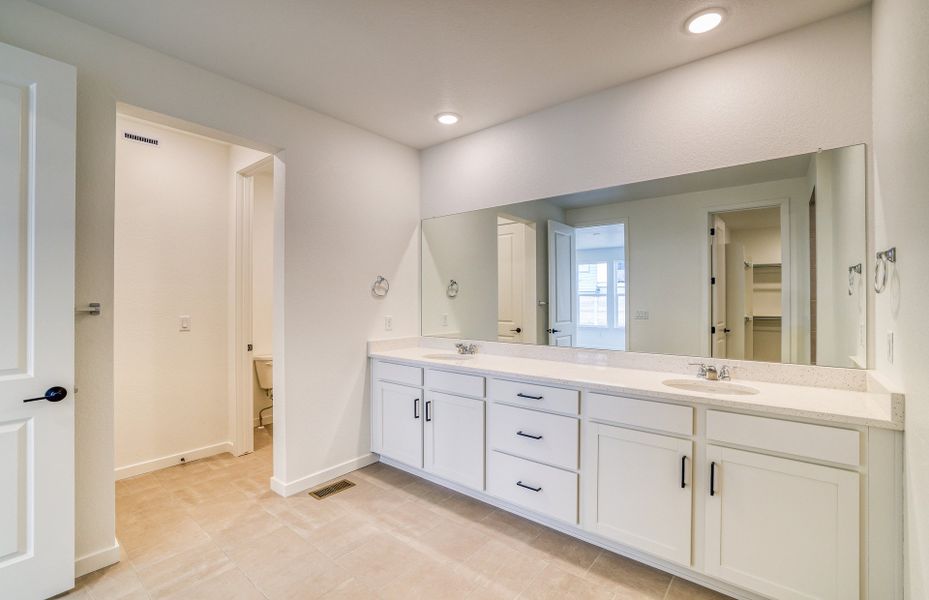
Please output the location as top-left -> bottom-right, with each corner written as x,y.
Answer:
0,42 -> 77,599
705,445 -> 859,600
497,222 -> 525,342
710,216 -> 728,357
424,391 -> 484,490
373,381 -> 423,468
547,220 -> 576,346
584,423 -> 693,565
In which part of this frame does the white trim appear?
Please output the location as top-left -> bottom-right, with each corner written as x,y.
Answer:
114,442 -> 233,480
74,540 -> 120,577
269,453 -> 378,497
379,456 -> 763,600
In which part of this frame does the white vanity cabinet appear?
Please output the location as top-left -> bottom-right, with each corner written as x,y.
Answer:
704,412 -> 861,600
584,422 -> 693,566
424,391 -> 485,490
371,361 -> 486,491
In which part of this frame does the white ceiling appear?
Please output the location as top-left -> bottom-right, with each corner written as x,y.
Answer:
31,0 -> 867,148
577,224 -> 624,250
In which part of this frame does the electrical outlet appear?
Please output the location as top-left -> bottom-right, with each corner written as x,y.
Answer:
179,315 -> 191,332
384,316 -> 393,331
441,313 -> 449,327
887,331 -> 894,364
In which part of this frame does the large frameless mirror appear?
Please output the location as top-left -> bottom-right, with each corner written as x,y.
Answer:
422,144 -> 867,368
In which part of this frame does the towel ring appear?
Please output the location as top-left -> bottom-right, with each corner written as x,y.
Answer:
447,280 -> 459,298
371,275 -> 390,297
848,263 -> 862,296
874,247 -> 897,294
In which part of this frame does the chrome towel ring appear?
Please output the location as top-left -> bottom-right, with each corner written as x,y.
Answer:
447,280 -> 459,298
371,275 -> 390,297
874,247 -> 896,293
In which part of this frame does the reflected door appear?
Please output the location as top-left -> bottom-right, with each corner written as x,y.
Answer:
0,42 -> 76,599
710,216 -> 728,358
497,222 -> 526,342
547,221 -> 577,346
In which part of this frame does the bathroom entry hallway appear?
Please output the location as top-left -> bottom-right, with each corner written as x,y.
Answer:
112,108 -> 279,487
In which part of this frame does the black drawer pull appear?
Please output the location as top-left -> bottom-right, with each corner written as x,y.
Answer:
516,481 -> 542,492
516,393 -> 543,400
710,461 -> 717,496
516,431 -> 543,440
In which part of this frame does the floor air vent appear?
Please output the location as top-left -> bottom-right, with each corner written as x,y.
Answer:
123,131 -> 160,146
309,479 -> 355,500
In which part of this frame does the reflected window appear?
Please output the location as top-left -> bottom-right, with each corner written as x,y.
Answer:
578,262 -> 608,327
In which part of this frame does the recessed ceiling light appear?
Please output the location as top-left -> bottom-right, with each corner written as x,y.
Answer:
435,112 -> 460,125
686,9 -> 725,34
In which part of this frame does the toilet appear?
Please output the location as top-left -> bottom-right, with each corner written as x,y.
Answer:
253,355 -> 273,428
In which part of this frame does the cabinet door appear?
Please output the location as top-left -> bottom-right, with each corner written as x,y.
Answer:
705,446 -> 859,600
424,391 -> 485,490
584,423 -> 693,565
373,381 -> 423,468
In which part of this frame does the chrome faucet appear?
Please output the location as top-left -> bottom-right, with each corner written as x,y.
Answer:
455,343 -> 478,355
689,362 -> 731,381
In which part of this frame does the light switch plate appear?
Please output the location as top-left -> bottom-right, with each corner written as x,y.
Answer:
179,315 -> 191,332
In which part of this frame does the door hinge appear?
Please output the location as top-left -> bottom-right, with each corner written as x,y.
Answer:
711,276 -> 716,285
711,326 -> 716,334
710,227 -> 716,236
247,344 -> 253,351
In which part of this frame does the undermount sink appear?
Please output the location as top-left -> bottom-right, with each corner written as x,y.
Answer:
662,378 -> 760,396
423,353 -> 475,361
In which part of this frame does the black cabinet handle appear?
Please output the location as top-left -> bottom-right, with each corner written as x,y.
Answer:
414,398 -> 420,419
516,430 -> 543,440
516,481 -> 542,492
510,327 -> 522,333
516,393 -> 543,400
23,386 -> 67,403
710,461 -> 717,496
425,400 -> 432,422
681,455 -> 687,489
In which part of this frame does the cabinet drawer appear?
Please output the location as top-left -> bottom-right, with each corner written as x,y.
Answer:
425,369 -> 485,397
374,361 -> 423,387
488,378 -> 579,415
487,451 -> 578,523
587,392 -> 693,436
489,403 -> 579,470
706,411 -> 860,466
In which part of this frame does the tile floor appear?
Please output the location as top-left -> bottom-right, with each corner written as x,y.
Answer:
60,426 -> 732,599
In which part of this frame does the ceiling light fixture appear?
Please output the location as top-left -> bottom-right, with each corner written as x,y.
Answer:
685,9 -> 725,34
435,112 -> 460,125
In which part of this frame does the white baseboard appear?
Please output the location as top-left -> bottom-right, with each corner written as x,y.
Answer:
270,452 -> 378,497
253,413 -> 273,427
75,539 -> 120,577
115,442 -> 234,480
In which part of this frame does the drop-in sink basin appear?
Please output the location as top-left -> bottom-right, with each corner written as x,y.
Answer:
423,353 -> 475,361
662,378 -> 759,396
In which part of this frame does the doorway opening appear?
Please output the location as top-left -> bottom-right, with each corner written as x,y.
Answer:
113,109 -> 279,486
708,206 -> 786,362
575,223 -> 627,351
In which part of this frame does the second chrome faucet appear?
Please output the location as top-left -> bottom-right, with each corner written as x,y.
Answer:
688,362 -> 731,381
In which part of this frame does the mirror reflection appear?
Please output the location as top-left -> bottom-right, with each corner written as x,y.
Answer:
422,144 -> 867,368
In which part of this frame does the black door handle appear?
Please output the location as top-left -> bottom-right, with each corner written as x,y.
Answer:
710,461 -> 717,496
414,398 -> 420,419
546,328 -> 560,334
23,386 -> 68,403
723,328 -> 731,334
681,456 -> 687,489
510,327 -> 522,333
425,400 -> 432,422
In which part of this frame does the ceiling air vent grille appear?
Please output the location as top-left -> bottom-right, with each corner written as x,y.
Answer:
123,132 -> 159,146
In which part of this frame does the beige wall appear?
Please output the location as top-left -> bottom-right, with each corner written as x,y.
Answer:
0,0 -> 420,568
251,171 -> 274,423
872,0 -> 929,596
114,116 -> 237,474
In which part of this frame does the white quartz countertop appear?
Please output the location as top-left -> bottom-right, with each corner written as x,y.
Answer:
369,347 -> 903,430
